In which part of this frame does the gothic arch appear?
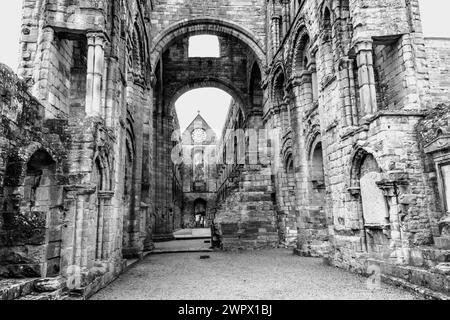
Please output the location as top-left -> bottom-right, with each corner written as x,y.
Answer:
319,0 -> 335,28
281,135 -> 294,171
291,27 -> 312,77
93,154 -> 112,192
286,21 -> 312,74
249,62 -> 263,112
3,144 -> 60,187
349,146 -> 381,190
271,65 -> 287,106
150,18 -> 266,75
305,124 -> 321,159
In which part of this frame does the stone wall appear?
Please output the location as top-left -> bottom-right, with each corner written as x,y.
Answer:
1,0 -> 450,299
0,63 -> 66,278
1,0 -> 156,299
425,38 -> 450,105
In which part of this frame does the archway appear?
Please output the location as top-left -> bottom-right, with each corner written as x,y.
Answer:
174,88 -> 232,230
193,198 -> 208,228
151,16 -> 277,248
150,18 -> 266,75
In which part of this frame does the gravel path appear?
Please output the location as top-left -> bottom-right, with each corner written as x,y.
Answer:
91,249 -> 420,300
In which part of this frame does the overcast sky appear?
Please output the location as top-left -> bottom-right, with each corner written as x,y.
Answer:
1,0 -> 449,133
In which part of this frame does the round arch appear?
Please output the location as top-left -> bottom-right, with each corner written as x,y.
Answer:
167,78 -> 247,116
290,26 -> 312,77
286,20 -> 311,72
271,65 -> 287,105
150,18 -> 266,76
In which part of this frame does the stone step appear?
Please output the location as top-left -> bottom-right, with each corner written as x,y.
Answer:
0,278 -> 37,300
369,258 -> 450,297
382,274 -> 450,300
151,248 -> 213,254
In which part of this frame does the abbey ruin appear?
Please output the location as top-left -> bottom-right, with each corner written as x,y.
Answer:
0,0 -> 450,299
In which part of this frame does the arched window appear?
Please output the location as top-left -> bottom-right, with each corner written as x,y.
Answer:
294,33 -> 310,76
23,150 -> 57,216
311,142 -> 325,190
273,70 -> 285,106
320,5 -> 335,79
249,63 -> 263,111
285,153 -> 294,174
323,7 -> 332,32
92,158 -> 103,191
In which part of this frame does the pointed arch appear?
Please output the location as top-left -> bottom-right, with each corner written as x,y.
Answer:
292,27 -> 311,77
249,62 -> 263,113
271,65 -> 287,106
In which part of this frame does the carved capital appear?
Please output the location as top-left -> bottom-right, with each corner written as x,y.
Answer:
353,38 -> 373,54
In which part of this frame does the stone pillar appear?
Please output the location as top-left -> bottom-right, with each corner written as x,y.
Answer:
271,16 -> 280,53
62,185 -> 96,288
104,56 -> 119,126
292,71 -> 314,111
97,191 -> 114,260
309,61 -> 319,103
281,0 -> 289,38
86,32 -> 106,118
354,40 -> 377,117
377,175 -> 410,265
140,202 -> 151,251
339,58 -> 356,127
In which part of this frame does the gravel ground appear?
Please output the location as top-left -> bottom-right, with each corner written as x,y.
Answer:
91,249 -> 421,300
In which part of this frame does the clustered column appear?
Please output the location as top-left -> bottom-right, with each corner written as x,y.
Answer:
339,58 -> 359,127
281,0 -> 290,37
272,15 -> 281,52
86,32 -> 106,118
97,191 -> 114,261
354,40 -> 378,117
308,59 -> 319,103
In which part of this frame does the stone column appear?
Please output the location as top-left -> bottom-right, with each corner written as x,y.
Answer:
293,71 -> 314,111
104,56 -> 119,127
97,191 -> 114,260
86,32 -> 106,118
354,40 -> 377,117
62,185 -> 96,287
140,202 -> 150,250
339,58 -> 355,127
309,62 -> 319,103
377,175 -> 410,265
271,16 -> 280,53
281,0 -> 289,38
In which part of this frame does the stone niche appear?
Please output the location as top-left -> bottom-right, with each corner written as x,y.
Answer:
360,171 -> 389,226
1,150 -> 64,278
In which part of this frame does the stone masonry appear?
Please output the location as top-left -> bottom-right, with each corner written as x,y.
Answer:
0,0 -> 450,299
